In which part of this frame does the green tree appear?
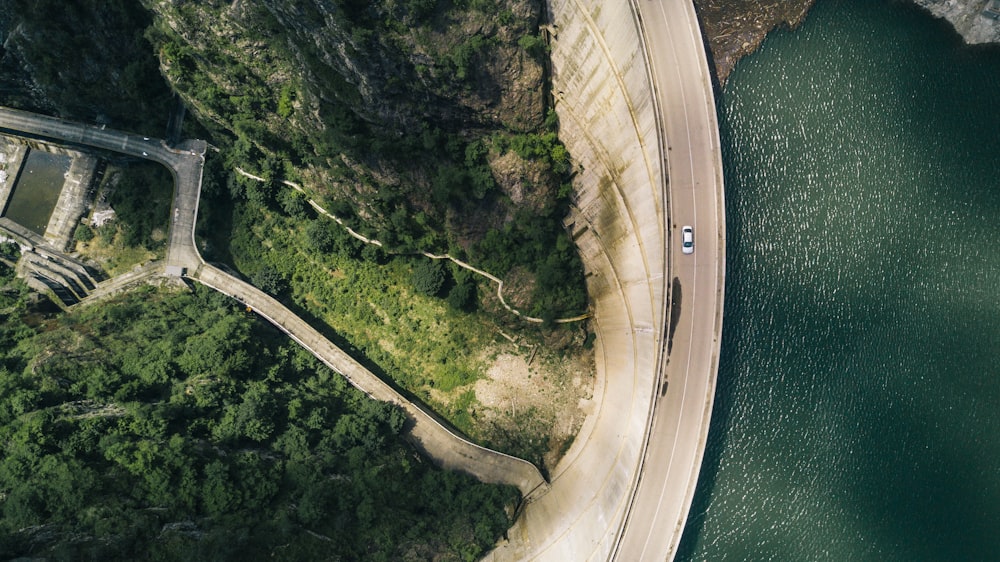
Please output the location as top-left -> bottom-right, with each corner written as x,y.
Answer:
446,273 -> 477,311
73,223 -> 94,243
518,34 -> 547,58
278,188 -> 308,218
252,267 -> 287,296
411,259 -> 446,297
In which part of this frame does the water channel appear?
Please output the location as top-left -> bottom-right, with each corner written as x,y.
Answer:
678,1 -> 1000,560
3,148 -> 70,236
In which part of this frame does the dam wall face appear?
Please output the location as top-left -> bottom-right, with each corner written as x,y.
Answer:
487,1 -> 667,559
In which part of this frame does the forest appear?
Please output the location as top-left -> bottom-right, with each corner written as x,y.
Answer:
0,280 -> 518,560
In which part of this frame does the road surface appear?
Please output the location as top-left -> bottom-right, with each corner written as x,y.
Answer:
195,263 -> 547,495
0,106 -> 206,272
613,1 -> 726,560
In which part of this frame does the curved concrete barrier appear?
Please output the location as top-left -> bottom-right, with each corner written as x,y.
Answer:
487,0 -> 725,560
486,0 -> 667,559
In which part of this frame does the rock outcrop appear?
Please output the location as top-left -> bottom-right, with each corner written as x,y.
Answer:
910,0 -> 1000,44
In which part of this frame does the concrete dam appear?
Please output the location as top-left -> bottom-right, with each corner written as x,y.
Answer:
489,0 -> 665,558
487,0 -> 725,560
0,0 -> 725,557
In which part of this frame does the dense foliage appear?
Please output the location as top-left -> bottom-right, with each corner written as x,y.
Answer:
140,0 -> 587,318
208,194 -> 574,466
412,260 -> 447,297
0,0 -> 174,133
0,285 -> 518,560
106,161 -> 174,251
0,0 -> 588,317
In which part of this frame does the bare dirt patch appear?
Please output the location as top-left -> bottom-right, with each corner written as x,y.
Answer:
471,337 -> 594,472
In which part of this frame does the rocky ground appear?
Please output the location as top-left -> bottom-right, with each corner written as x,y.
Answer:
694,0 -> 1000,85
692,0 -> 815,85
910,0 -> 1000,43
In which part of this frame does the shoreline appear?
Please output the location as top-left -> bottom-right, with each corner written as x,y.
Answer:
692,0 -> 816,85
695,0 -> 1000,86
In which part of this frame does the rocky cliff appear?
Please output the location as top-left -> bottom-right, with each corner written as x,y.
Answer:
0,0 -> 173,132
140,0 -> 554,237
910,0 -> 1000,44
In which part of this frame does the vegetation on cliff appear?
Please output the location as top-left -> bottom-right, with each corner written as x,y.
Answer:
196,157 -> 591,467
140,0 -> 587,318
0,0 -> 594,551
0,285 -> 518,559
0,0 -> 174,132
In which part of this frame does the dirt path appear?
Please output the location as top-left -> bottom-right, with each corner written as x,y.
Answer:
234,167 -> 590,324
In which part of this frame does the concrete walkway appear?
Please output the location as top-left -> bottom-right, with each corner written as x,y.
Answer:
195,263 -> 547,496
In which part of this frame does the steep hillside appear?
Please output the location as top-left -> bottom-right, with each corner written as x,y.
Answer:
0,0 -> 173,133
141,0 -> 585,317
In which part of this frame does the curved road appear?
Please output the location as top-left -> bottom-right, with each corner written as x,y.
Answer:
0,105 -> 547,497
0,106 -> 206,273
194,264 -> 547,495
613,1 -> 725,560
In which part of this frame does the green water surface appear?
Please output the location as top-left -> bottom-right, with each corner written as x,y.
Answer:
678,1 -> 1000,560
4,149 -> 70,236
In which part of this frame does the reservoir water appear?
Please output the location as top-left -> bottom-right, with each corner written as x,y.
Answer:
3,149 -> 70,235
678,1 -> 1000,560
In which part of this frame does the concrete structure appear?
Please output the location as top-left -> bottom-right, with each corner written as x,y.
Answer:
613,1 -> 726,558
486,0 -> 724,560
0,138 -> 98,250
0,0 -> 729,549
1,216 -> 103,306
44,151 -> 98,251
0,140 -> 27,216
487,0 -> 665,558
987,0 -> 1000,19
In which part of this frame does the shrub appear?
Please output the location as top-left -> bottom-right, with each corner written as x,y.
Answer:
74,223 -> 95,243
411,259 -> 446,297
446,276 -> 476,311
252,267 -> 287,296
278,189 -> 308,219
517,34 -> 547,58
0,241 -> 20,260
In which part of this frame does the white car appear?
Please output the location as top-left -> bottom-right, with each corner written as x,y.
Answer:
681,226 -> 694,254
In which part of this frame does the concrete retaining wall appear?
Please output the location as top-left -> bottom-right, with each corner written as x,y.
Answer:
486,0 -> 666,559
45,152 -> 97,251
0,140 -> 27,216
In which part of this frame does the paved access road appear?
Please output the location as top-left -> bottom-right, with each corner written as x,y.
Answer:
195,264 -> 548,496
0,106 -> 206,272
612,1 -> 726,560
